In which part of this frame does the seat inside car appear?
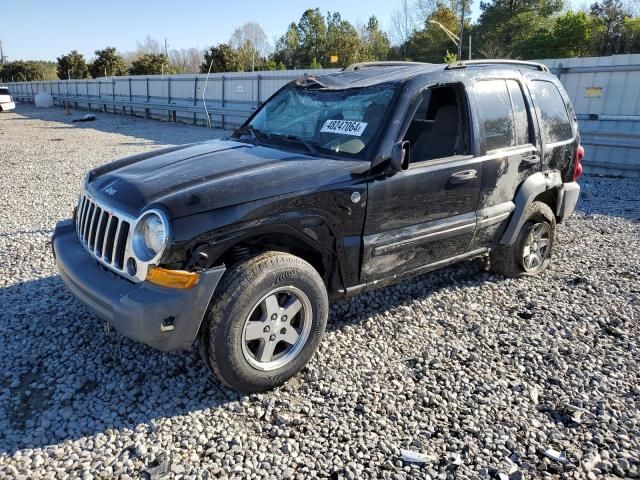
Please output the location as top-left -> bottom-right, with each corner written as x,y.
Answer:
412,104 -> 459,160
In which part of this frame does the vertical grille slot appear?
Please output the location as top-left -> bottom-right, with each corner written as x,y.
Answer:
114,221 -> 130,269
95,211 -> 110,256
103,217 -> 119,262
83,203 -> 95,243
88,207 -> 102,250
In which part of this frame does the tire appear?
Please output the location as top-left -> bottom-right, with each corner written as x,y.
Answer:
199,251 -> 328,392
489,201 -> 556,278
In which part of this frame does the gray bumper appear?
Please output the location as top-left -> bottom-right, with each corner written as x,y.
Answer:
52,219 -> 225,351
556,181 -> 581,222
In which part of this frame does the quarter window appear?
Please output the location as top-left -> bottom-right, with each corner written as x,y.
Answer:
507,80 -> 531,146
476,80 -> 516,152
529,80 -> 573,144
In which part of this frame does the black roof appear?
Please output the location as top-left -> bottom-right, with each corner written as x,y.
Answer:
310,63 -> 444,89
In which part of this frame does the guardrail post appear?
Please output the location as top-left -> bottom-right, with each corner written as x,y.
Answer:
167,77 -> 171,122
221,75 -> 226,129
193,76 -> 198,125
257,74 -> 262,106
146,77 -> 150,103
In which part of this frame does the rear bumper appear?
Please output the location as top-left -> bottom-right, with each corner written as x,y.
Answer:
1,101 -> 16,111
556,182 -> 581,222
52,219 -> 225,351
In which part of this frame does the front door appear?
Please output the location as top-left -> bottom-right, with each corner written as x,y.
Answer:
361,83 -> 480,283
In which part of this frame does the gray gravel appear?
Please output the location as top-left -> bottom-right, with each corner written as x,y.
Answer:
1,104 -> 639,480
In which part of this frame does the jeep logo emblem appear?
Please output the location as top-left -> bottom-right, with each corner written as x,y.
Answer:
104,186 -> 117,196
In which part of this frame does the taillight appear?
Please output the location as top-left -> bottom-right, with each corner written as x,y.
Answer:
573,145 -> 584,181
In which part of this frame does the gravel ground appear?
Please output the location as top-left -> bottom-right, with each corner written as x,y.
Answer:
1,104 -> 639,480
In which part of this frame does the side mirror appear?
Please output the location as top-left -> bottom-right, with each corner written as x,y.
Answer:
390,141 -> 410,172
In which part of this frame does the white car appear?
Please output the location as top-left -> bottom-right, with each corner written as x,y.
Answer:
0,87 -> 16,112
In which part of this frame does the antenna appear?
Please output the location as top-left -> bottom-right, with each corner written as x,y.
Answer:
202,53 -> 215,128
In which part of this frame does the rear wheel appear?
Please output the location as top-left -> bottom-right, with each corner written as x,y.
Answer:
489,201 -> 556,277
199,252 -> 328,392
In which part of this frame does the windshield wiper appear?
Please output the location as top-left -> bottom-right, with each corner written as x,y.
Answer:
234,125 -> 266,145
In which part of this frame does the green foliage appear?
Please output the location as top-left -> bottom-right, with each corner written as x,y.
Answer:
298,9 -> 327,67
325,12 -> 362,67
0,61 -> 57,81
56,50 -> 90,79
309,57 -> 322,69
405,7 -> 465,62
444,50 -> 458,63
361,16 -> 391,62
200,44 -> 242,73
130,53 -> 170,75
89,47 -> 128,78
624,16 -> 640,51
590,0 -> 630,55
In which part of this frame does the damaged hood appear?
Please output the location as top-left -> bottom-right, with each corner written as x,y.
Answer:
86,139 -> 368,218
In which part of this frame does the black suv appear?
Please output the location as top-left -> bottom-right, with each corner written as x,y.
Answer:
52,60 -> 583,392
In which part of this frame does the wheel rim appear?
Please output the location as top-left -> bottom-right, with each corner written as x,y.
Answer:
241,286 -> 312,371
521,222 -> 551,272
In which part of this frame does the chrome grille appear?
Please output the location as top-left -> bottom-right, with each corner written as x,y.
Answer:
75,191 -> 135,279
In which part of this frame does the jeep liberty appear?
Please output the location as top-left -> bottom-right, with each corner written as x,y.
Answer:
52,60 -> 583,392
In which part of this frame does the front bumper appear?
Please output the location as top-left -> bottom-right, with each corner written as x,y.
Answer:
52,219 -> 225,351
556,181 -> 581,222
1,101 -> 16,111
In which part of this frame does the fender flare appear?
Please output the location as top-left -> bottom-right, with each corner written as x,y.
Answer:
499,171 -> 562,245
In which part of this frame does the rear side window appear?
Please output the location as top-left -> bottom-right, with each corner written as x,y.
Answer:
475,80 -> 515,151
0,88 -> 9,95
529,80 -> 573,144
506,80 -> 531,145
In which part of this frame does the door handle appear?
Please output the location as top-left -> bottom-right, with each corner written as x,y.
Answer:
449,169 -> 478,184
521,154 -> 540,165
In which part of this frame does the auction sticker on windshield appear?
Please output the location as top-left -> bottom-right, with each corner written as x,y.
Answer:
321,120 -> 368,136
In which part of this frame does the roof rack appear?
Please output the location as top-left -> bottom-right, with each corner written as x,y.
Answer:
445,59 -> 549,72
343,61 -> 429,72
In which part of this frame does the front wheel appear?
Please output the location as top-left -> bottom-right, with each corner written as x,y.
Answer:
199,252 -> 328,392
489,201 -> 556,278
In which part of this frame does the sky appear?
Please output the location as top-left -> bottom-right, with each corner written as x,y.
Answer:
2,0 -> 480,62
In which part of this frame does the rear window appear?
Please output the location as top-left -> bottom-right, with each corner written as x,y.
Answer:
529,80 -> 573,144
475,80 -> 516,151
0,88 -> 10,95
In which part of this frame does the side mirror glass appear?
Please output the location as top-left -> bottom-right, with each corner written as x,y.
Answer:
390,141 -> 410,172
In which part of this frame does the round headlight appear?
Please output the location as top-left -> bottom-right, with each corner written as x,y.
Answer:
132,211 -> 169,262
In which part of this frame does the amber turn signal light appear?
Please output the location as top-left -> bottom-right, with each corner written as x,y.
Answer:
146,267 -> 199,289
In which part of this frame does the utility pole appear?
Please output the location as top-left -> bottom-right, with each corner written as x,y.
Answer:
164,38 -> 169,57
0,40 -> 6,64
458,1 -> 465,60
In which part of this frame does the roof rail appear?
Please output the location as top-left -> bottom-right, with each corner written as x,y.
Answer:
445,59 -> 550,72
343,61 -> 429,72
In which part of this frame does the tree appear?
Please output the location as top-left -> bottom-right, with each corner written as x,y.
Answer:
360,16 -> 391,61
200,44 -> 242,73
325,12 -> 362,67
624,16 -> 640,51
89,47 -> 128,78
273,22 -> 303,68
169,48 -> 202,73
56,50 -> 90,79
230,22 -> 270,71
405,6 -> 465,62
130,53 -> 169,75
474,0 -> 563,57
298,9 -> 327,66
0,61 -> 57,81
390,0 -> 415,57
591,0 -> 630,55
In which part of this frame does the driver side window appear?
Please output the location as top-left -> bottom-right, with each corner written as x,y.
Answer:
403,84 -> 469,163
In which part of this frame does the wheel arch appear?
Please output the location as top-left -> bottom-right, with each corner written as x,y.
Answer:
499,171 -> 563,245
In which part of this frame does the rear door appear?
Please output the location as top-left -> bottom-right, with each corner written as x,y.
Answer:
361,82 -> 480,283
468,76 -> 541,249
527,79 -> 577,181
